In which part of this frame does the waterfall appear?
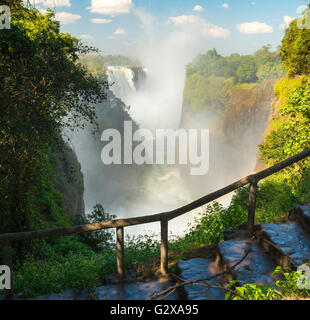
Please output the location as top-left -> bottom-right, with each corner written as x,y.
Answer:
107,66 -> 147,106
67,66 -> 194,237
107,64 -> 182,130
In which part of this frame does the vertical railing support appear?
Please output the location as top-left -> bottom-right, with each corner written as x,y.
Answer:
160,217 -> 168,277
2,241 -> 13,298
248,181 -> 258,235
116,227 -> 125,279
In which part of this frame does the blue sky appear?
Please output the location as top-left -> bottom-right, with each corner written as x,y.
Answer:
33,0 -> 308,57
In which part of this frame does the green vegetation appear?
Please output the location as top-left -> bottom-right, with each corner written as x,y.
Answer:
183,75 -> 233,113
226,265 -> 310,300
280,15 -> 310,76
0,2 -> 105,233
184,46 -> 285,115
186,45 -> 285,83
0,0 -> 106,293
73,204 -> 116,252
260,76 -> 310,165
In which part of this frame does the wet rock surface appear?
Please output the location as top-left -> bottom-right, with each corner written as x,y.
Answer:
260,222 -> 310,266
94,281 -> 179,300
29,281 -> 178,300
177,258 -> 226,300
32,289 -> 93,300
289,205 -> 310,234
300,205 -> 310,219
218,240 -> 277,285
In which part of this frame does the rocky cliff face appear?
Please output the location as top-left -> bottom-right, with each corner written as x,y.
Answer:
219,79 -> 276,171
179,78 -> 276,195
220,80 -> 275,140
50,142 -> 85,218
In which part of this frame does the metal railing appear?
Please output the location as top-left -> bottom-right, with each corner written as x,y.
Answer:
1,149 -> 310,296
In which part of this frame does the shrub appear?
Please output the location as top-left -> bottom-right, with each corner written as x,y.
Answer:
73,204 -> 116,252
226,264 -> 310,300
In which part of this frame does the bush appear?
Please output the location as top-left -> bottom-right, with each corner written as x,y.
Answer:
73,204 -> 116,252
12,250 -> 115,298
231,173 -> 299,224
226,264 -> 310,300
280,16 -> 310,76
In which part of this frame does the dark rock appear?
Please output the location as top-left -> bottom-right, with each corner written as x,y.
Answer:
177,258 -> 226,300
218,239 -> 277,285
94,281 -> 178,300
0,293 -> 25,300
50,142 -> 85,218
32,289 -> 91,300
258,222 -> 310,267
289,205 -> 310,234
224,225 -> 248,241
104,270 -> 137,284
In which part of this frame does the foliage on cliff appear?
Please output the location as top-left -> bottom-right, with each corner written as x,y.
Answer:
0,3 -> 105,262
183,46 -> 285,116
280,13 -> 310,77
186,46 -> 284,84
259,6 -> 310,172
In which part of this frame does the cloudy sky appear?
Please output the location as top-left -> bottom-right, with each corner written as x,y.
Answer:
32,0 -> 307,57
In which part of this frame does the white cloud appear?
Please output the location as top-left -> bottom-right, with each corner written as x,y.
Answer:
80,34 -> 93,40
169,15 -> 200,25
193,5 -> 204,12
280,16 -> 294,29
251,2 -> 256,5
237,22 -> 274,34
90,18 -> 112,24
54,12 -> 81,24
36,0 -> 71,7
201,25 -> 230,37
222,3 -> 229,9
168,15 -> 230,38
114,27 -> 127,35
87,0 -> 132,16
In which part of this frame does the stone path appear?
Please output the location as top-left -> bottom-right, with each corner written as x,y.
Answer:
177,258 -> 226,300
177,203 -> 310,300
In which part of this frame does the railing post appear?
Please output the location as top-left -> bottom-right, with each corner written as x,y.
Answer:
248,181 -> 258,235
2,241 -> 13,298
116,227 -> 125,279
160,217 -> 168,277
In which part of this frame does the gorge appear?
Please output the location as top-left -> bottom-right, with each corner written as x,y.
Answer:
68,56 -> 276,237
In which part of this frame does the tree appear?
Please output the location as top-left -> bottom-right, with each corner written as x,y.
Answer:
256,61 -> 286,82
280,10 -> 310,76
235,56 -> 258,83
186,49 -> 227,77
73,204 -> 116,251
0,4 -> 106,235
260,77 -> 310,168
